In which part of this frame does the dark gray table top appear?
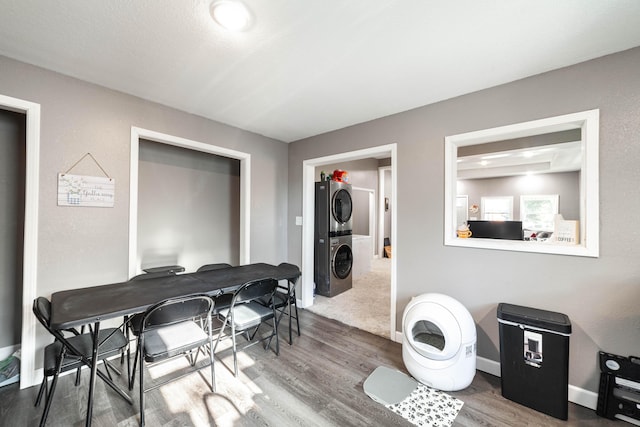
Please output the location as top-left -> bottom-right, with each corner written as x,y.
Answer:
50,262 -> 300,329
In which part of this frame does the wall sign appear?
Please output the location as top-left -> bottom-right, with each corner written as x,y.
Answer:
57,173 -> 115,207
57,152 -> 114,207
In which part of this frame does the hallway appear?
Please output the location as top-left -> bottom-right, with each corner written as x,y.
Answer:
307,257 -> 391,338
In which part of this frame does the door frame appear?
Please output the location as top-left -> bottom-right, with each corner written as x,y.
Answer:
378,166 -> 391,257
129,127 -> 251,277
0,94 -> 40,389
301,143 -> 398,340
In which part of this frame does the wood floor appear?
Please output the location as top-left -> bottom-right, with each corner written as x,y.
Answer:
0,310 -> 617,427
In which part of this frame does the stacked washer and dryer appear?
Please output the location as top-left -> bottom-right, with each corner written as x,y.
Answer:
314,180 -> 353,297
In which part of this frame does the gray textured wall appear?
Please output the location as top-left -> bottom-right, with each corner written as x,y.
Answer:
137,141 -> 241,272
0,55 -> 289,366
288,47 -> 640,393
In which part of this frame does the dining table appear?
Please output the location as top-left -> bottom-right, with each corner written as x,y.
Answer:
48,262 -> 301,427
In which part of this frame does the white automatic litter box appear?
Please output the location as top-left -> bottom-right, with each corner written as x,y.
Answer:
402,293 -> 476,391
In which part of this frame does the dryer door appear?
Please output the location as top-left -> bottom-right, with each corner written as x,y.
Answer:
332,242 -> 353,279
332,188 -> 352,224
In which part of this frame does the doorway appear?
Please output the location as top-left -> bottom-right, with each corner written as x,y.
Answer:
0,94 -> 40,389
0,109 -> 25,381
301,144 -> 398,341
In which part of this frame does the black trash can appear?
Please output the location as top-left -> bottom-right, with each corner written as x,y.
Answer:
497,303 -> 572,420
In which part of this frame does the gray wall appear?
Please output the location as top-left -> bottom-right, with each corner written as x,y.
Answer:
137,140 -> 241,272
0,55 -> 289,367
0,110 -> 25,350
288,47 -> 640,393
459,171 -> 580,224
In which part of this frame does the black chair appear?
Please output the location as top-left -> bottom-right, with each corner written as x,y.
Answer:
196,263 -> 232,272
131,295 -> 215,427
213,278 -> 279,377
196,263 -> 234,315
33,297 -> 128,427
259,263 -> 301,345
124,270 -> 178,389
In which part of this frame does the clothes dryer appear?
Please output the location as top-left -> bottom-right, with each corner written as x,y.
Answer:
315,181 -> 352,237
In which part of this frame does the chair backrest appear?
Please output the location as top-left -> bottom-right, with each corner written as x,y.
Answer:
231,278 -> 278,307
130,271 -> 176,281
142,295 -> 214,331
278,263 -> 301,281
33,296 -> 76,343
33,296 -> 53,330
197,263 -> 232,272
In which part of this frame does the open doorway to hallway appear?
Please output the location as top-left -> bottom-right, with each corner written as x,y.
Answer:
0,108 -> 26,383
300,144 -> 397,341
306,158 -> 392,338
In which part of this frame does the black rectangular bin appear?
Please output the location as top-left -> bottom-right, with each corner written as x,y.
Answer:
497,303 -> 572,420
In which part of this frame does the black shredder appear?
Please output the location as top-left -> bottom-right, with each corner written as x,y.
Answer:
497,303 -> 572,420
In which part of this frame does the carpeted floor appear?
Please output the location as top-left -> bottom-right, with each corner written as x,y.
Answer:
307,257 -> 391,338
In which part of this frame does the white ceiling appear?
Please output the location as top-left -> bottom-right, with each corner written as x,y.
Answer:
2,1 -> 640,143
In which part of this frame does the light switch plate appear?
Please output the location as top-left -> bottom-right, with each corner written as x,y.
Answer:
295,216 -> 303,226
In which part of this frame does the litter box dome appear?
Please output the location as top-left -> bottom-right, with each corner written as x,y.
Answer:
402,293 -> 476,391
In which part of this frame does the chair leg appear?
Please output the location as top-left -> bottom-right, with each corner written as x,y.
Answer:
231,319 -> 238,377
129,337 -> 142,390
292,295 -> 301,337
273,307 -> 280,356
34,377 -> 47,407
207,315 -> 216,393
139,335 -> 145,427
40,347 -> 66,427
124,316 -> 131,385
287,296 -> 293,345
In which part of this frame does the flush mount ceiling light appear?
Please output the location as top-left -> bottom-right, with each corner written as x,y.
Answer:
210,0 -> 252,31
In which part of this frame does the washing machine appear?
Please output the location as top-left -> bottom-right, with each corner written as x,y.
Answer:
314,180 -> 353,297
314,235 -> 353,297
314,181 -> 352,237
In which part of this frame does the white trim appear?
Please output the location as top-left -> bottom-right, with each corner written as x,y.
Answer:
0,94 -> 40,389
475,356 -> 598,410
378,166 -> 391,258
476,355 -> 501,377
129,127 -> 251,277
301,144 -> 397,340
444,109 -> 599,257
351,186 -> 376,257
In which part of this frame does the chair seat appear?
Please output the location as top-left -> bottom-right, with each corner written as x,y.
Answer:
143,321 -> 209,363
218,301 -> 274,330
44,328 -> 127,375
258,291 -> 289,309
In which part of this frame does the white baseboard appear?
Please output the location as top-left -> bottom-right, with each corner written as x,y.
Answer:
475,356 -> 598,410
0,344 -> 21,388
476,355 -> 501,377
0,344 -> 20,361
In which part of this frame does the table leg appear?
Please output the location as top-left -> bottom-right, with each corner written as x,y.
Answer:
85,320 -> 100,427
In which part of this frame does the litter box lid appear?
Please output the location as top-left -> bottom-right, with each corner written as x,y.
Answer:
363,366 -> 418,405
